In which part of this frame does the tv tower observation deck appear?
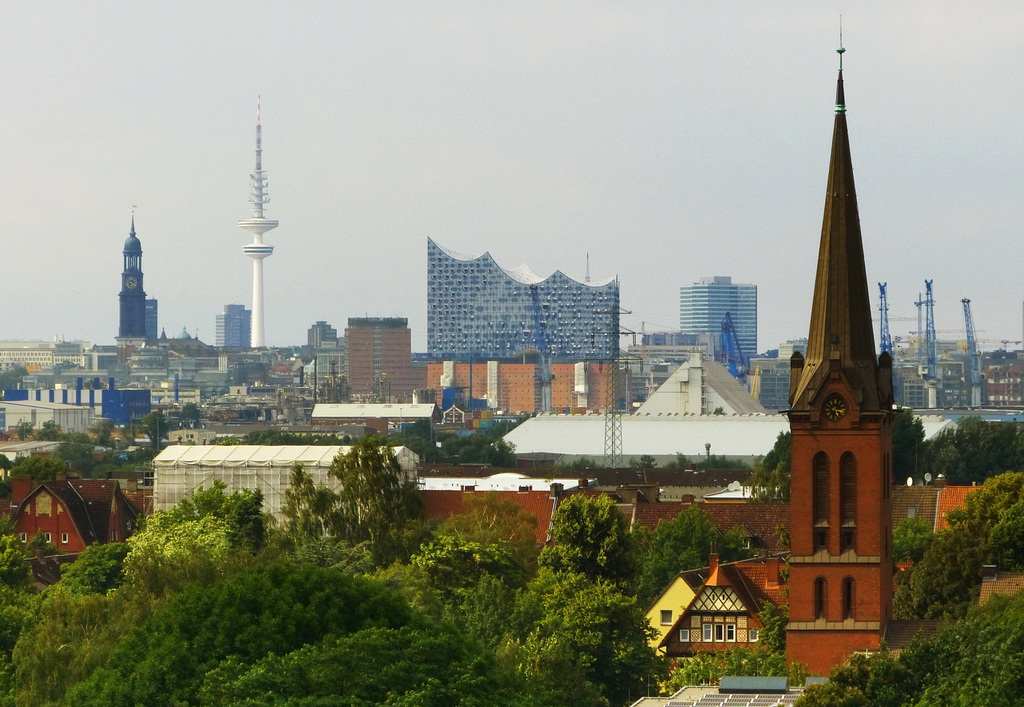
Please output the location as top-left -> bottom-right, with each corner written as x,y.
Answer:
238,97 -> 278,347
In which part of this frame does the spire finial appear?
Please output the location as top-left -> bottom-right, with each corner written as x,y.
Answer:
835,23 -> 846,115
130,207 -> 136,236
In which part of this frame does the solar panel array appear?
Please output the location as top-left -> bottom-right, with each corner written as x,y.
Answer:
665,693 -> 799,707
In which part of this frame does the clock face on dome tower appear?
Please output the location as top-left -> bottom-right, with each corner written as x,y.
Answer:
125,276 -> 138,289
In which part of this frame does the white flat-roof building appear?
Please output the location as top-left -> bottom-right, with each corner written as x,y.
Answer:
152,444 -> 420,520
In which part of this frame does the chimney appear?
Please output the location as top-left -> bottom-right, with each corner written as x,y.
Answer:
982,564 -> 998,582
708,552 -> 719,576
11,477 -> 33,505
935,474 -> 947,488
766,556 -> 781,586
578,477 -> 588,489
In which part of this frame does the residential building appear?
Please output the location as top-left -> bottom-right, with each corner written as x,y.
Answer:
216,304 -> 252,348
680,276 -> 757,358
427,238 -> 619,361
307,320 -> 339,348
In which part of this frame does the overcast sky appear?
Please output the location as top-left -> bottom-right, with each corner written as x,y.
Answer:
0,2 -> 1020,354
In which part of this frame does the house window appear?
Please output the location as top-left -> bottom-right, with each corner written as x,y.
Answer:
18,533 -> 26,543
61,533 -> 68,544
679,629 -> 691,642
660,610 -> 673,625
726,624 -> 736,642
814,577 -> 827,619
44,533 -> 51,542
703,624 -> 713,642
907,506 -> 916,518
813,452 -> 830,524
749,629 -> 760,642
714,624 -> 724,641
843,577 -> 855,620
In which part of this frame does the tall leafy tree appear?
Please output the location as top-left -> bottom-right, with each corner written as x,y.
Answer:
330,439 -> 424,564
57,542 -> 130,596
892,516 -> 933,564
748,432 -> 791,502
891,407 -> 925,479
436,490 -> 540,569
540,494 -> 635,586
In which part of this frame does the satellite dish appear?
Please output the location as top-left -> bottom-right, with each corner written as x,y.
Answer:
925,473 -> 933,483
906,477 -> 913,487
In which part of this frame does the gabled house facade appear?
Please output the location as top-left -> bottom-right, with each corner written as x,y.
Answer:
8,478 -> 139,553
649,554 -> 787,656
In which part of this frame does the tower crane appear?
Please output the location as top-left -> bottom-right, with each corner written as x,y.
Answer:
962,298 -> 982,407
529,284 -> 552,413
720,311 -> 748,378
924,280 -> 937,380
878,282 -> 892,355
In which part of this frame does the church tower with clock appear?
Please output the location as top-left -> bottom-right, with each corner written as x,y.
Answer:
117,216 -> 148,361
785,47 -> 894,674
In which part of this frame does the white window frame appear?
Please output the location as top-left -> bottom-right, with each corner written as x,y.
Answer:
726,624 -> 736,642
702,623 -> 713,642
749,629 -> 760,642
679,629 -> 691,642
61,533 -> 69,544
660,610 -> 673,626
44,533 -> 51,542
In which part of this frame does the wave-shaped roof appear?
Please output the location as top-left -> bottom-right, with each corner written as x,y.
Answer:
430,238 -> 616,287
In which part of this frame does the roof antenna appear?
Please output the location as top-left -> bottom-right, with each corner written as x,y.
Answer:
585,252 -> 591,283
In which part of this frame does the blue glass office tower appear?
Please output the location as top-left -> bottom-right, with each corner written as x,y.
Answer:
427,239 -> 619,360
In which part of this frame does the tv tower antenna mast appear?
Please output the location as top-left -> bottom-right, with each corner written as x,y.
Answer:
238,96 -> 278,347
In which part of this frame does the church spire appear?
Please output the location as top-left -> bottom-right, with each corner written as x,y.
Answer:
789,46 -> 887,414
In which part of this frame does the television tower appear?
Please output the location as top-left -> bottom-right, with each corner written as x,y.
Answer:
238,97 -> 278,347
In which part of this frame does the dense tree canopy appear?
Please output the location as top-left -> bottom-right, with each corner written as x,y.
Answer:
539,494 -> 635,586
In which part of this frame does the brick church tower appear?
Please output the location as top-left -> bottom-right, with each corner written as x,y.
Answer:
785,47 -> 894,675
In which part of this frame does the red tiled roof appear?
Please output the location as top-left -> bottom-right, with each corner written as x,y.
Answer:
935,485 -> 984,531
891,486 -> 940,531
629,502 -> 692,531
419,489 -> 554,543
979,572 -> 1024,605
702,503 -> 791,554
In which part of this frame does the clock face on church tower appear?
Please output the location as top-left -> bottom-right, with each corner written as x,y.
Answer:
823,394 -> 848,421
125,276 -> 138,289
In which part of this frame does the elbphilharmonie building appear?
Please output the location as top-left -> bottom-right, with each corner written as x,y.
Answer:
427,239 -> 619,361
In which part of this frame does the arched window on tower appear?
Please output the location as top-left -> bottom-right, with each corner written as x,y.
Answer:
814,577 -> 827,619
842,577 -> 855,620
841,452 -> 857,550
813,452 -> 829,550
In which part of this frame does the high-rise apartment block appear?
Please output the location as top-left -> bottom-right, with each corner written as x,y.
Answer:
216,304 -> 252,348
680,276 -> 757,357
308,320 -> 339,348
346,317 -> 420,402
427,239 -> 619,361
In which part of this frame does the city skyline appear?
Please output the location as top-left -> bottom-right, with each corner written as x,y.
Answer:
0,3 -> 1019,352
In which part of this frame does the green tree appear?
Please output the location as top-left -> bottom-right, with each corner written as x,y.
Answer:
946,470 -> 1024,538
9,455 -> 65,481
0,366 -> 27,392
280,462 -> 342,541
630,454 -> 657,469
891,407 -> 925,479
178,402 -> 201,429
36,420 -> 63,441
522,570 -> 666,706
141,410 -> 168,450
0,535 -> 30,587
15,421 -> 33,441
436,490 -> 540,570
924,416 -> 1022,485
749,431 -> 791,502
57,542 -> 130,596
893,515 -> 933,564
989,498 -> 1024,571
55,432 -> 97,476
331,439 -> 424,564
757,602 -> 789,653
632,504 -> 753,605
539,494 -> 635,586
169,481 -> 266,553
90,418 -> 115,447
440,431 -> 517,466
412,535 -> 527,594
893,527 -> 987,620
663,646 -> 791,691
65,563 -> 414,707
122,512 -> 234,596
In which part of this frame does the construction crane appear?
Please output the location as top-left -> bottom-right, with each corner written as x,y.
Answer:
878,282 -> 893,355
923,280 -> 937,380
529,284 -> 552,413
720,312 -> 748,378
962,298 -> 982,407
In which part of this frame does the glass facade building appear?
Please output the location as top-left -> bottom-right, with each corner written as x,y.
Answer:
428,239 -> 619,360
679,276 -> 758,357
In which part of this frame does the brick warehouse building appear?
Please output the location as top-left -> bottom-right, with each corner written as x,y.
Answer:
785,50 -> 895,674
345,317 -> 421,402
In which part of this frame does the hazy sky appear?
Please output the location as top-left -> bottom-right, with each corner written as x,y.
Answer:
1,2 -> 1020,353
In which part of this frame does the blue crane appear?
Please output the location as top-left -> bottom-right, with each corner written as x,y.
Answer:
962,298 -> 982,407
878,282 -> 892,356
529,284 -> 552,413
924,280 -> 937,380
720,311 -> 748,378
